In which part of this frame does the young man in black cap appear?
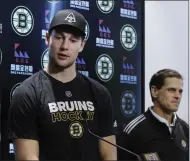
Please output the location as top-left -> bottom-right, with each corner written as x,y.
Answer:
118,69 -> 189,161
8,9 -> 117,160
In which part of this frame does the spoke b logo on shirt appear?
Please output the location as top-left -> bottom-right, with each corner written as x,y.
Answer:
65,13 -> 76,23
69,122 -> 84,138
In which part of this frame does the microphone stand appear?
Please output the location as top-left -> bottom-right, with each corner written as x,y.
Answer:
85,120 -> 142,161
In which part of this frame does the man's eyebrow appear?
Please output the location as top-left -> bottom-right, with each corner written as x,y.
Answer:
70,35 -> 81,39
53,31 -> 62,35
54,31 -> 81,39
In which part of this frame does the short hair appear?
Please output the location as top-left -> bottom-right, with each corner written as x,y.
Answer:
149,69 -> 183,102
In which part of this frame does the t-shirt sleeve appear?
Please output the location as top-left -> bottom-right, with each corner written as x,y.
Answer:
8,83 -> 39,142
97,87 -> 115,137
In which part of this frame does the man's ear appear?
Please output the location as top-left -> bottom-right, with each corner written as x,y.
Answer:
45,32 -> 50,46
79,40 -> 86,53
151,86 -> 159,99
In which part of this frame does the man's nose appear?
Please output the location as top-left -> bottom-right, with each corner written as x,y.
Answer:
174,91 -> 181,99
60,39 -> 69,50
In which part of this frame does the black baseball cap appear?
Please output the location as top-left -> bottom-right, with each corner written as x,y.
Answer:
49,9 -> 86,37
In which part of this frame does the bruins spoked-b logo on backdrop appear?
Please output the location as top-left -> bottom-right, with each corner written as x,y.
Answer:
69,122 -> 84,138
120,90 -> 136,116
10,83 -> 21,102
41,49 -> 49,69
11,6 -> 34,36
85,20 -> 90,40
120,24 -> 137,51
96,54 -> 114,82
96,0 -> 114,14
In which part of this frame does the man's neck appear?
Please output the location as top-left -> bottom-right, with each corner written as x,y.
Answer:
45,63 -> 76,83
152,105 -> 173,125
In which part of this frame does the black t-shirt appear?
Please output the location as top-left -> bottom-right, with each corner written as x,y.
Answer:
8,70 -> 115,160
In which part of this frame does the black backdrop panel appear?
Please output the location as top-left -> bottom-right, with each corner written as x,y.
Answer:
0,0 -> 144,159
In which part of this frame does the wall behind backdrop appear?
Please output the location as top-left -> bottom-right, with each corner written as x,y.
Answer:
0,0 -> 144,159
145,1 -> 189,124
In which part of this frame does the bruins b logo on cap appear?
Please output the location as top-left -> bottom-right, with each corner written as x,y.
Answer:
65,13 -> 76,23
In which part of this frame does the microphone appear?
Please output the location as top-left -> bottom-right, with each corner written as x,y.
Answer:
84,118 -> 142,161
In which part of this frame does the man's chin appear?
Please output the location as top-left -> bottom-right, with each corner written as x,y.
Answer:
162,106 -> 178,114
169,106 -> 178,113
56,62 -> 73,69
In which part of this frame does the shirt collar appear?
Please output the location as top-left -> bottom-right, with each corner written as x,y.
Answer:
149,106 -> 177,127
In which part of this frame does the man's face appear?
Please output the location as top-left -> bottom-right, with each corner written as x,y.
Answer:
152,77 -> 183,113
46,28 -> 86,69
